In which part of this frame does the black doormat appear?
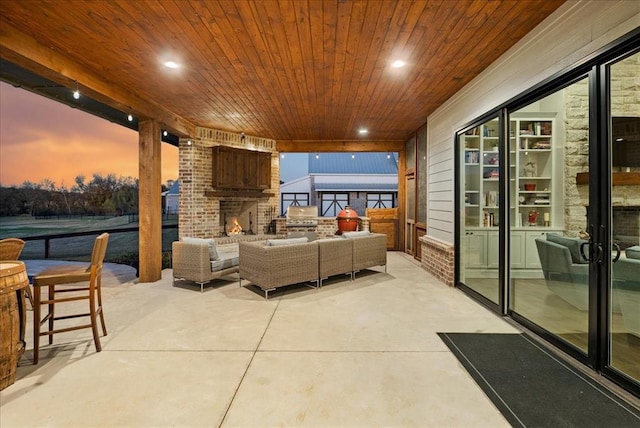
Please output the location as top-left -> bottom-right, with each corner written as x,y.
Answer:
438,333 -> 640,428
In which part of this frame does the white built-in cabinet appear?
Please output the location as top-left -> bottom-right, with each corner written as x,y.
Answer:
461,113 -> 562,277
464,228 -> 562,276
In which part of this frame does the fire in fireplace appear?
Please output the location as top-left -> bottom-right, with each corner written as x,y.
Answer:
220,201 -> 258,237
228,218 -> 243,235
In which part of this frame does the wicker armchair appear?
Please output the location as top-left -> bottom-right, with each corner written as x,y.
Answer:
239,240 -> 319,300
318,238 -> 353,287
172,241 -> 239,292
346,233 -> 387,277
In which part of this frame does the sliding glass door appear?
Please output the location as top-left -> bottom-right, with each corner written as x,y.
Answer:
607,51 -> 640,385
509,78 -> 591,355
458,117 -> 500,305
456,37 -> 639,395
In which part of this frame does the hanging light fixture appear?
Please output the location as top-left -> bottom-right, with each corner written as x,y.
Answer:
387,153 -> 391,159
163,130 -> 168,137
72,81 -> 80,100
127,113 -> 134,122
351,153 -> 355,159
315,153 -> 319,159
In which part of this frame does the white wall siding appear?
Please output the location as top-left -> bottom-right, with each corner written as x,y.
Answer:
280,176 -> 311,193
313,174 -> 397,185
426,0 -> 640,244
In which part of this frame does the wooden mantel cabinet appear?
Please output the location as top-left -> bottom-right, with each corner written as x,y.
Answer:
212,146 -> 271,190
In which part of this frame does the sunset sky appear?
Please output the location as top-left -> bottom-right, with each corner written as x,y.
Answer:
0,81 -> 178,188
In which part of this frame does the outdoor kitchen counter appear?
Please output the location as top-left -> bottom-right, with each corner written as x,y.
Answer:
274,217 -> 371,239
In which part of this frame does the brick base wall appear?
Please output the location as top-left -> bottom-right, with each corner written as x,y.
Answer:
420,236 -> 454,286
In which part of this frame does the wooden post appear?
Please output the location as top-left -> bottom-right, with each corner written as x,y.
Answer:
397,149 -> 406,254
138,120 -> 162,282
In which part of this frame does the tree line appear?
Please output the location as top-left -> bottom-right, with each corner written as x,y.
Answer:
0,173 -> 168,217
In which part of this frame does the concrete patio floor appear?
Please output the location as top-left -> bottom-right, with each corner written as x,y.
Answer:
1,252 -> 519,427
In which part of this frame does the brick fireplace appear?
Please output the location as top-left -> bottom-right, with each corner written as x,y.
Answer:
177,127 -> 280,240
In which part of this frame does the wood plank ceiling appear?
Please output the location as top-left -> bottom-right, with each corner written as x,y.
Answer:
0,0 -> 565,147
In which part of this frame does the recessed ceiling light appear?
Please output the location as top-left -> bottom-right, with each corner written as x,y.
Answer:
391,60 -> 406,68
164,61 -> 179,69
358,129 -> 368,135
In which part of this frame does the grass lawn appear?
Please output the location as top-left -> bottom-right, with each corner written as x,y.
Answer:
0,215 -> 178,264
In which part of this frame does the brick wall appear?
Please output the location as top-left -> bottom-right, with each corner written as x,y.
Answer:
420,235 -> 454,286
178,129 -> 279,240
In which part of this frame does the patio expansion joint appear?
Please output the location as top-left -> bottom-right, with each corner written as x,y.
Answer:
252,349 -> 448,353
218,296 -> 282,428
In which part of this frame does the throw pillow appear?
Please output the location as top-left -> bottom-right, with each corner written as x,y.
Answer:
182,237 -> 219,260
342,231 -> 371,238
626,246 -> 640,260
546,233 -> 588,264
265,237 -> 309,246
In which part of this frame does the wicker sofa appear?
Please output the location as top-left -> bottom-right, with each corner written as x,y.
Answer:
172,239 -> 239,292
239,232 -> 388,299
317,238 -> 354,287
342,231 -> 388,277
239,239 -> 319,299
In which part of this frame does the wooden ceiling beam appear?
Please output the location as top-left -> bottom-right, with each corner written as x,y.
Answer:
277,140 -> 404,153
0,22 -> 195,137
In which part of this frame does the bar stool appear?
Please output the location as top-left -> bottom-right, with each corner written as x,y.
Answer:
32,233 -> 109,364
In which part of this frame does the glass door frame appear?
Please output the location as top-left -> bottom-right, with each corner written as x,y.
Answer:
596,46 -> 640,394
454,29 -> 640,396
454,111 -> 507,314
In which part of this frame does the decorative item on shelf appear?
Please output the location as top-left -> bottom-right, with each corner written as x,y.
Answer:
523,160 -> 537,177
465,151 -> 479,164
487,155 -> 499,165
483,169 -> 499,179
534,194 -> 550,205
523,183 -> 536,191
536,140 -> 551,149
486,191 -> 497,207
544,212 -> 550,227
528,210 -> 538,226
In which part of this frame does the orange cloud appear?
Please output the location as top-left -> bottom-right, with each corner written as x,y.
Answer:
0,82 -> 178,188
